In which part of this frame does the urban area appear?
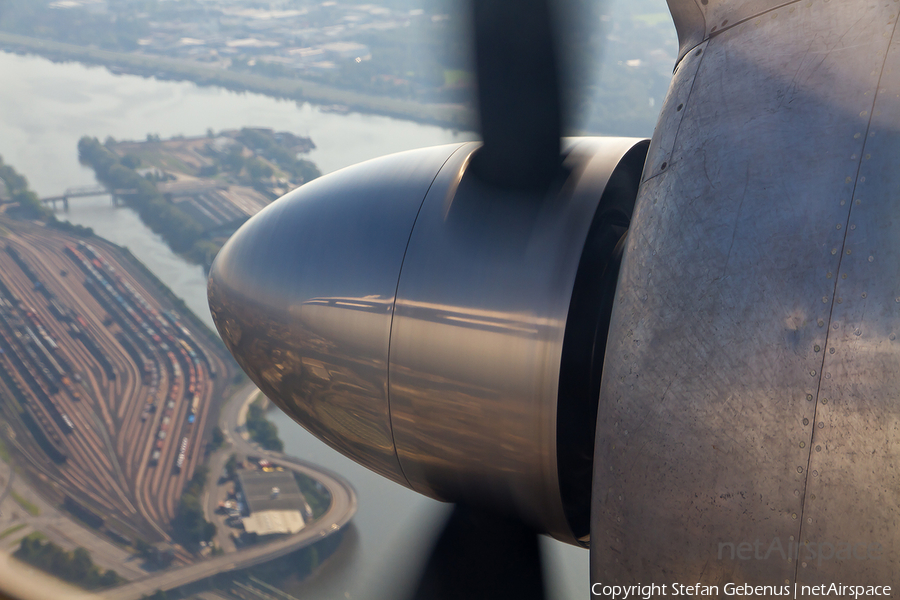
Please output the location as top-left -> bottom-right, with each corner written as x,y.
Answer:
0,0 -> 678,134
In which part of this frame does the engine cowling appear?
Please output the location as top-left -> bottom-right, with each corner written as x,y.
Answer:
208,137 -> 648,545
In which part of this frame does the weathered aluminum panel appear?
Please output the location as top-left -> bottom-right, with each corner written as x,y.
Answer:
800,24 -> 900,588
699,0 -> 805,41
641,40 -> 708,181
668,0 -> 830,63
593,0 -> 900,589
668,0 -> 705,63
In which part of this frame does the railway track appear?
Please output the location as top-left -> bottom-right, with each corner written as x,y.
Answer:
0,219 -> 232,556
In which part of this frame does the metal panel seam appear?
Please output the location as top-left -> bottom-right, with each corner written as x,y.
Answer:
706,0 -> 806,41
386,142 -> 471,490
643,43 -> 708,185
792,9 -> 900,584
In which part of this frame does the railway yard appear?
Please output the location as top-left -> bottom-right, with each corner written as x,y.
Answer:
0,217 -> 234,557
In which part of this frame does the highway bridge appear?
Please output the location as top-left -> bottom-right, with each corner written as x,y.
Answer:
40,186 -> 137,211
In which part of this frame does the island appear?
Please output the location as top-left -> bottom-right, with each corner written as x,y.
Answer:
76,130 -> 320,267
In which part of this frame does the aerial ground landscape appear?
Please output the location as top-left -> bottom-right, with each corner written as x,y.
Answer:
0,157 -> 357,600
0,0 -> 677,599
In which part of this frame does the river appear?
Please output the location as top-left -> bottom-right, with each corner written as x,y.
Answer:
0,50 -> 589,599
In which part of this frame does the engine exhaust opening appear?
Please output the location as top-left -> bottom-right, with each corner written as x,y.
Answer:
556,140 -> 648,543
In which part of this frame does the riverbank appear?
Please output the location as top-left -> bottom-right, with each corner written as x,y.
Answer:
113,243 -> 224,349
76,130 -> 312,275
0,32 -> 474,131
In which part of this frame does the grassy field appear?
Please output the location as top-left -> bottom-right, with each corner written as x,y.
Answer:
0,523 -> 27,541
10,490 -> 40,516
0,435 -> 10,462
122,146 -> 192,173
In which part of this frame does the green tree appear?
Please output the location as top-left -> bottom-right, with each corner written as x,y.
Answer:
198,164 -> 219,177
211,426 -> 225,450
13,534 -> 123,590
172,467 -> 216,547
134,538 -> 153,559
237,128 -> 274,152
98,570 -> 121,588
225,453 -> 238,478
246,400 -> 284,452
221,145 -> 246,174
78,137 -> 205,255
71,547 -> 93,578
0,155 -> 52,219
246,158 -> 273,181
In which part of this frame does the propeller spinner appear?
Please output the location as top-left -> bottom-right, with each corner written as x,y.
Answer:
208,0 -> 647,554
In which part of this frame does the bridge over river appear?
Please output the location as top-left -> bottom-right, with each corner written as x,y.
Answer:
40,185 -> 137,210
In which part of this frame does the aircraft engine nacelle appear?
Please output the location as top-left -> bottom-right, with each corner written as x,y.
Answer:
208,137 -> 648,546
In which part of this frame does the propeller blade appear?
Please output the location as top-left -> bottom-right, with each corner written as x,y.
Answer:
409,2 -> 609,596
411,504 -> 547,600
470,0 -> 563,191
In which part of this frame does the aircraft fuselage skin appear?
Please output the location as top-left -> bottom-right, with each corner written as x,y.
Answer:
592,0 -> 900,588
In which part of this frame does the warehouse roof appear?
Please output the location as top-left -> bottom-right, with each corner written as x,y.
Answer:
243,510 -> 305,536
236,469 -> 305,514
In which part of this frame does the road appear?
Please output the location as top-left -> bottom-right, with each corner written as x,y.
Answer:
0,448 -> 147,580
103,382 -> 357,600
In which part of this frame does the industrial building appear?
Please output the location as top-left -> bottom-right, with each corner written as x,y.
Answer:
235,469 -> 307,536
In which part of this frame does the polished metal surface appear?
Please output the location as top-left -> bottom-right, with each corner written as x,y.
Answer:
210,137 -> 649,545
594,0 -> 900,588
209,144 -> 468,486
390,138 -> 647,544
